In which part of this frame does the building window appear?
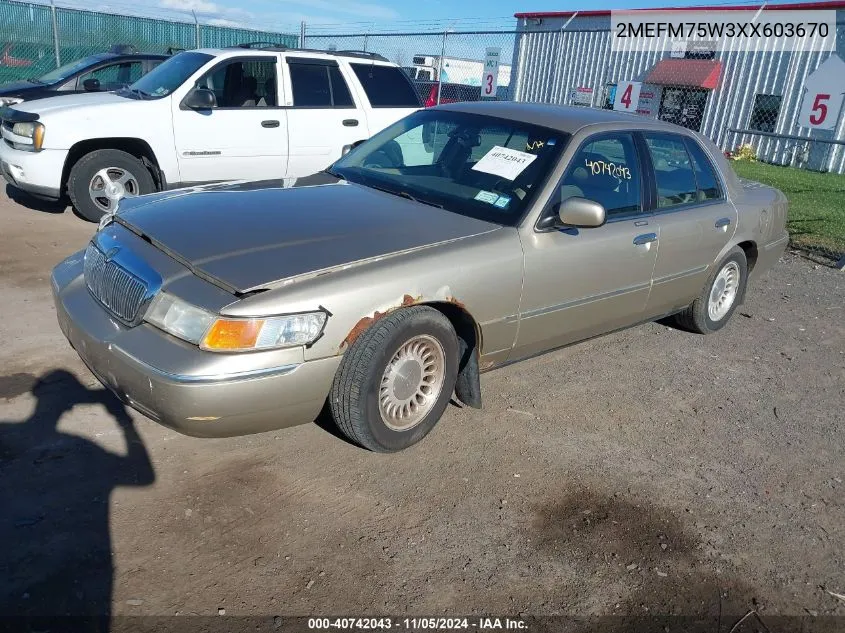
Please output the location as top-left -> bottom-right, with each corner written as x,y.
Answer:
748,94 -> 782,133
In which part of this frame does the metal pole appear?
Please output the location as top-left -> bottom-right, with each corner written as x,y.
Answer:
50,0 -> 60,67
436,29 -> 448,105
192,10 -> 200,49
300,21 -> 306,48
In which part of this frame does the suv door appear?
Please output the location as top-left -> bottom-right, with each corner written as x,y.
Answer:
282,56 -> 368,178
514,132 -> 659,360
640,133 -> 738,316
171,55 -> 288,184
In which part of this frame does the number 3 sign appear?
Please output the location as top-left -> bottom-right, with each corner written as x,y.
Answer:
613,81 -> 642,113
798,54 -> 845,131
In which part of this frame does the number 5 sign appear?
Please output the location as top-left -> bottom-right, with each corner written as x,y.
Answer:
613,81 -> 642,113
481,47 -> 501,99
798,54 -> 845,131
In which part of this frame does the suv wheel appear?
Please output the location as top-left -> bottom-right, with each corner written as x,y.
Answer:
68,149 -> 155,222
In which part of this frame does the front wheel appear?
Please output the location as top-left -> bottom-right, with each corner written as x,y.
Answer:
330,306 -> 459,452
67,149 -> 155,222
674,246 -> 748,334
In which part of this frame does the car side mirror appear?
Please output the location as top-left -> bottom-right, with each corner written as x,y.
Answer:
558,197 -> 606,228
182,87 -> 216,110
82,78 -> 100,92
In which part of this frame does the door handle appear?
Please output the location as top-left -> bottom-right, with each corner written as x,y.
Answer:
715,217 -> 732,231
261,120 -> 280,128
342,119 -> 359,127
633,232 -> 658,246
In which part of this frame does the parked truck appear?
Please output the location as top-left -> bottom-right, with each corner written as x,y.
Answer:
405,54 -> 511,88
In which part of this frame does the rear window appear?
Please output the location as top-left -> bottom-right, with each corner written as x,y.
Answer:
350,63 -> 421,108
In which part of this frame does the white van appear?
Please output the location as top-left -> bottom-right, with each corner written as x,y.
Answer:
0,46 -> 421,221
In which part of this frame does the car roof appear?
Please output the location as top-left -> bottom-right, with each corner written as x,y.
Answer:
436,101 -> 664,134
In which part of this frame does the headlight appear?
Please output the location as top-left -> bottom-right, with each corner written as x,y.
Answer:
144,293 -> 215,344
144,292 -> 327,352
10,121 -> 45,151
0,97 -> 23,106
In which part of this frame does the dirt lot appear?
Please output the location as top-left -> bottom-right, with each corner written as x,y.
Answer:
1,185 -> 843,630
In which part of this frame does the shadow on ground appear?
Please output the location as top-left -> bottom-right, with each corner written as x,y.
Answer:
0,369 -> 154,624
5,184 -> 68,214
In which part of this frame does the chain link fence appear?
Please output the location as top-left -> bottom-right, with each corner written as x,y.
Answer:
0,0 -> 298,83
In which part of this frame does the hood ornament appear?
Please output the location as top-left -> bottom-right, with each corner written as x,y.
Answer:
98,200 -> 119,231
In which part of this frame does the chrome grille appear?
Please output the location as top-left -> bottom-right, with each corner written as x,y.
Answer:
84,243 -> 149,323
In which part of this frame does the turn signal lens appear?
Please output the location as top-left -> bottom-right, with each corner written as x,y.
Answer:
32,123 -> 45,151
202,318 -> 263,351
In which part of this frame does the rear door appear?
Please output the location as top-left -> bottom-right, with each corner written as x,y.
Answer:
282,55 -> 368,178
641,132 -> 738,316
172,54 -> 287,184
514,131 -> 660,360
346,62 -> 421,135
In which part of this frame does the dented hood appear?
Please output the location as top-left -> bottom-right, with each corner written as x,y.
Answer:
115,178 -> 500,293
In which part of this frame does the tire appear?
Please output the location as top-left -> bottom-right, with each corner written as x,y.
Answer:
674,246 -> 748,334
330,306 -> 459,453
67,149 -> 155,222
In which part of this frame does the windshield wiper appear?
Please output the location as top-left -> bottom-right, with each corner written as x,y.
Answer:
321,166 -> 345,180
119,87 -> 150,100
366,181 -> 444,209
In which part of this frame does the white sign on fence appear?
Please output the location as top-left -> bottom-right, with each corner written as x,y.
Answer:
613,81 -> 642,113
798,54 -> 845,131
481,47 -> 501,99
572,86 -> 594,106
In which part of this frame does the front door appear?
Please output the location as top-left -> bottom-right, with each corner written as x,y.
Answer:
658,87 -> 708,132
514,132 -> 659,360
642,133 -> 738,316
282,56 -> 369,179
172,55 -> 288,184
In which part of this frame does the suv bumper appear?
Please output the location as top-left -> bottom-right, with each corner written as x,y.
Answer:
0,143 -> 66,199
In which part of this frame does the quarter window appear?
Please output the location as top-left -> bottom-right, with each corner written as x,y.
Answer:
644,135 -> 698,208
557,133 -> 641,217
683,138 -> 723,201
349,63 -> 421,108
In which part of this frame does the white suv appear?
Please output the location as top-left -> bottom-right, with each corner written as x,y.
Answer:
0,46 -> 421,221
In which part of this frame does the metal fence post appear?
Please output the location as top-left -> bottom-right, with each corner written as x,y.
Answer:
436,29 -> 448,105
300,21 -> 306,48
192,11 -> 200,49
50,0 -> 61,68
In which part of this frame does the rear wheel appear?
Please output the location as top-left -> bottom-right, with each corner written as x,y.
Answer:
68,149 -> 155,222
674,246 -> 748,334
330,306 -> 459,452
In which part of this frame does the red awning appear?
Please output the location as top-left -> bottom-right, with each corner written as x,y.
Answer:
644,59 -> 722,89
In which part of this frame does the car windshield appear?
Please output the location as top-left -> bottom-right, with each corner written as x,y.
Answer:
34,54 -> 110,83
331,109 -> 568,226
126,51 -> 212,98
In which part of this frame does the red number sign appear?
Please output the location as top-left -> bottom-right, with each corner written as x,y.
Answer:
809,93 -> 830,125
484,74 -> 493,95
620,84 -> 633,109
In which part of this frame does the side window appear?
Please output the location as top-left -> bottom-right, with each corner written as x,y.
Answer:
683,138 -> 723,201
558,133 -> 641,217
349,63 -> 421,108
77,63 -> 121,90
644,135 -> 699,208
117,62 -> 143,86
288,61 -> 353,108
196,58 -> 277,108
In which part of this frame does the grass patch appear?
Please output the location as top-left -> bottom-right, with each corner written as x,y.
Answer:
731,160 -> 845,256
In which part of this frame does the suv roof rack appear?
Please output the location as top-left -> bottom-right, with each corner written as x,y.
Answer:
229,42 -> 388,62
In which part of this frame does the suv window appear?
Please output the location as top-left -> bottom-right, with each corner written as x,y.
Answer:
683,138 -> 723,201
78,61 -> 143,91
644,135 -> 700,208
197,58 -> 277,108
558,133 -> 641,217
349,63 -> 421,108
288,60 -> 354,108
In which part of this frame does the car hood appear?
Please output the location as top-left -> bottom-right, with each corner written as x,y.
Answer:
12,90 -> 129,115
115,178 -> 501,293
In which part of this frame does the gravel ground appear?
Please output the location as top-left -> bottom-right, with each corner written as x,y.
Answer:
0,185 -> 843,630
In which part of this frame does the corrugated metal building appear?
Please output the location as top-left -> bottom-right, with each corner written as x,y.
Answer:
510,1 -> 845,173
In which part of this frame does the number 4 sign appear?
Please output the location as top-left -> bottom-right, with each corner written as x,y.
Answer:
613,81 -> 642,113
798,54 -> 845,131
481,47 -> 501,100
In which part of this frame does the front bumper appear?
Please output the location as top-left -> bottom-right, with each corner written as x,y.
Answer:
0,142 -> 66,199
51,253 -> 341,438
